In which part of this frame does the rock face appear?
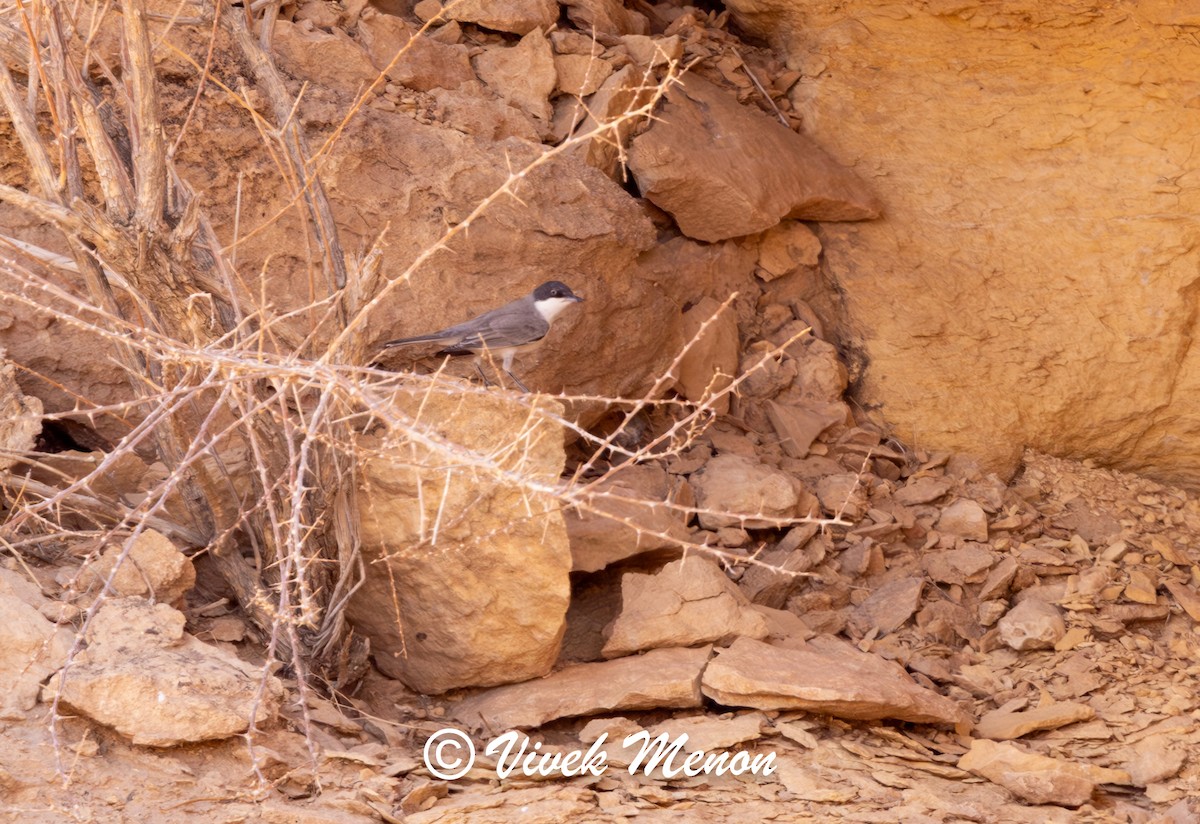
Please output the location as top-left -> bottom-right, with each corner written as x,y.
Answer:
628,75 -> 880,242
347,390 -> 572,694
763,0 -> 1200,484
44,598 -> 281,746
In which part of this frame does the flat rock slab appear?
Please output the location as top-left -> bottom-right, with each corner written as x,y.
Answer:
701,636 -> 967,726
958,739 -> 1131,806
976,702 -> 1095,741
646,712 -> 766,752
446,0 -> 558,34
892,475 -> 953,506
455,646 -> 711,730
628,75 -> 880,242
846,576 -> 923,637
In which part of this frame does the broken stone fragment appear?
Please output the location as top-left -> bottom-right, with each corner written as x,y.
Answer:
788,338 -> 850,403
76,528 -> 195,606
619,34 -> 682,67
701,636 -> 967,726
1123,734 -> 1186,787
553,53 -> 613,96
815,473 -> 866,520
892,474 -> 955,506
42,598 -> 281,746
272,20 -> 378,94
757,221 -> 821,280
1164,580 -> 1200,621
357,9 -> 475,92
997,598 -> 1066,651
561,0 -> 649,36
473,28 -> 557,126
562,64 -> 657,180
445,0 -> 557,35
846,576 -> 923,638
565,464 -> 691,573
628,75 -> 880,242
935,498 -> 989,541
737,523 -> 821,608
674,296 -> 739,414
1123,566 -> 1159,605
0,574 -> 73,720
958,739 -> 1130,806
979,555 -> 1019,600
645,712 -> 766,752
0,351 -> 41,474
921,545 -> 995,586
689,453 -> 811,529
766,400 -> 846,459
455,646 -> 712,730
601,557 -> 769,657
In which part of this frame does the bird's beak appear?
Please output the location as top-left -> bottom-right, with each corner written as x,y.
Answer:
571,294 -> 584,302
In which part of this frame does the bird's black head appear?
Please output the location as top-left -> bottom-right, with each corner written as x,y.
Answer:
533,281 -> 584,302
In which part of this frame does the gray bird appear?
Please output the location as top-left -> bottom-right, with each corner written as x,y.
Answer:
382,280 -> 585,391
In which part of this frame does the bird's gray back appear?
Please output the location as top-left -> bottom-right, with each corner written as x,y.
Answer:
439,295 -> 550,352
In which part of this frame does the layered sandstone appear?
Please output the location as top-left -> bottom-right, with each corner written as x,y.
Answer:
728,0 -> 1200,484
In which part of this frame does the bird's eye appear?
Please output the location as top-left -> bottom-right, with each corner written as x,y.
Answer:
552,289 -> 562,296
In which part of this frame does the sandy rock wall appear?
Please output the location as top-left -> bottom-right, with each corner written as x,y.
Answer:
733,0 -> 1200,485
0,2 -> 875,464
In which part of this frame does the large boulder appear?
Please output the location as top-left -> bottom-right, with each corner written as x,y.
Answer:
347,388 -> 572,693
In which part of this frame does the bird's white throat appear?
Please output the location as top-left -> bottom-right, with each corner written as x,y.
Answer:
534,296 -> 578,323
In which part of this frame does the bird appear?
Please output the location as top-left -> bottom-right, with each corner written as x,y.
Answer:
381,280 -> 585,391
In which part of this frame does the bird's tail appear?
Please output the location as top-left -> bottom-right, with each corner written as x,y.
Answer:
382,333 -> 452,349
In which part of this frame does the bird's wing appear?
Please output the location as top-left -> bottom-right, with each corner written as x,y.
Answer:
439,305 -> 550,353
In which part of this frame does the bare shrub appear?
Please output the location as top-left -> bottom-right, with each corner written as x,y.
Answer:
0,0 -> 850,753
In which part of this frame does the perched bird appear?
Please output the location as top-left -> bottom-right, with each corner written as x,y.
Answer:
381,280 -> 585,391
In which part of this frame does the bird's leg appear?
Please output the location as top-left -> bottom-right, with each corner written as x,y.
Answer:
500,351 -> 530,392
473,361 -> 493,387
505,369 -> 531,393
